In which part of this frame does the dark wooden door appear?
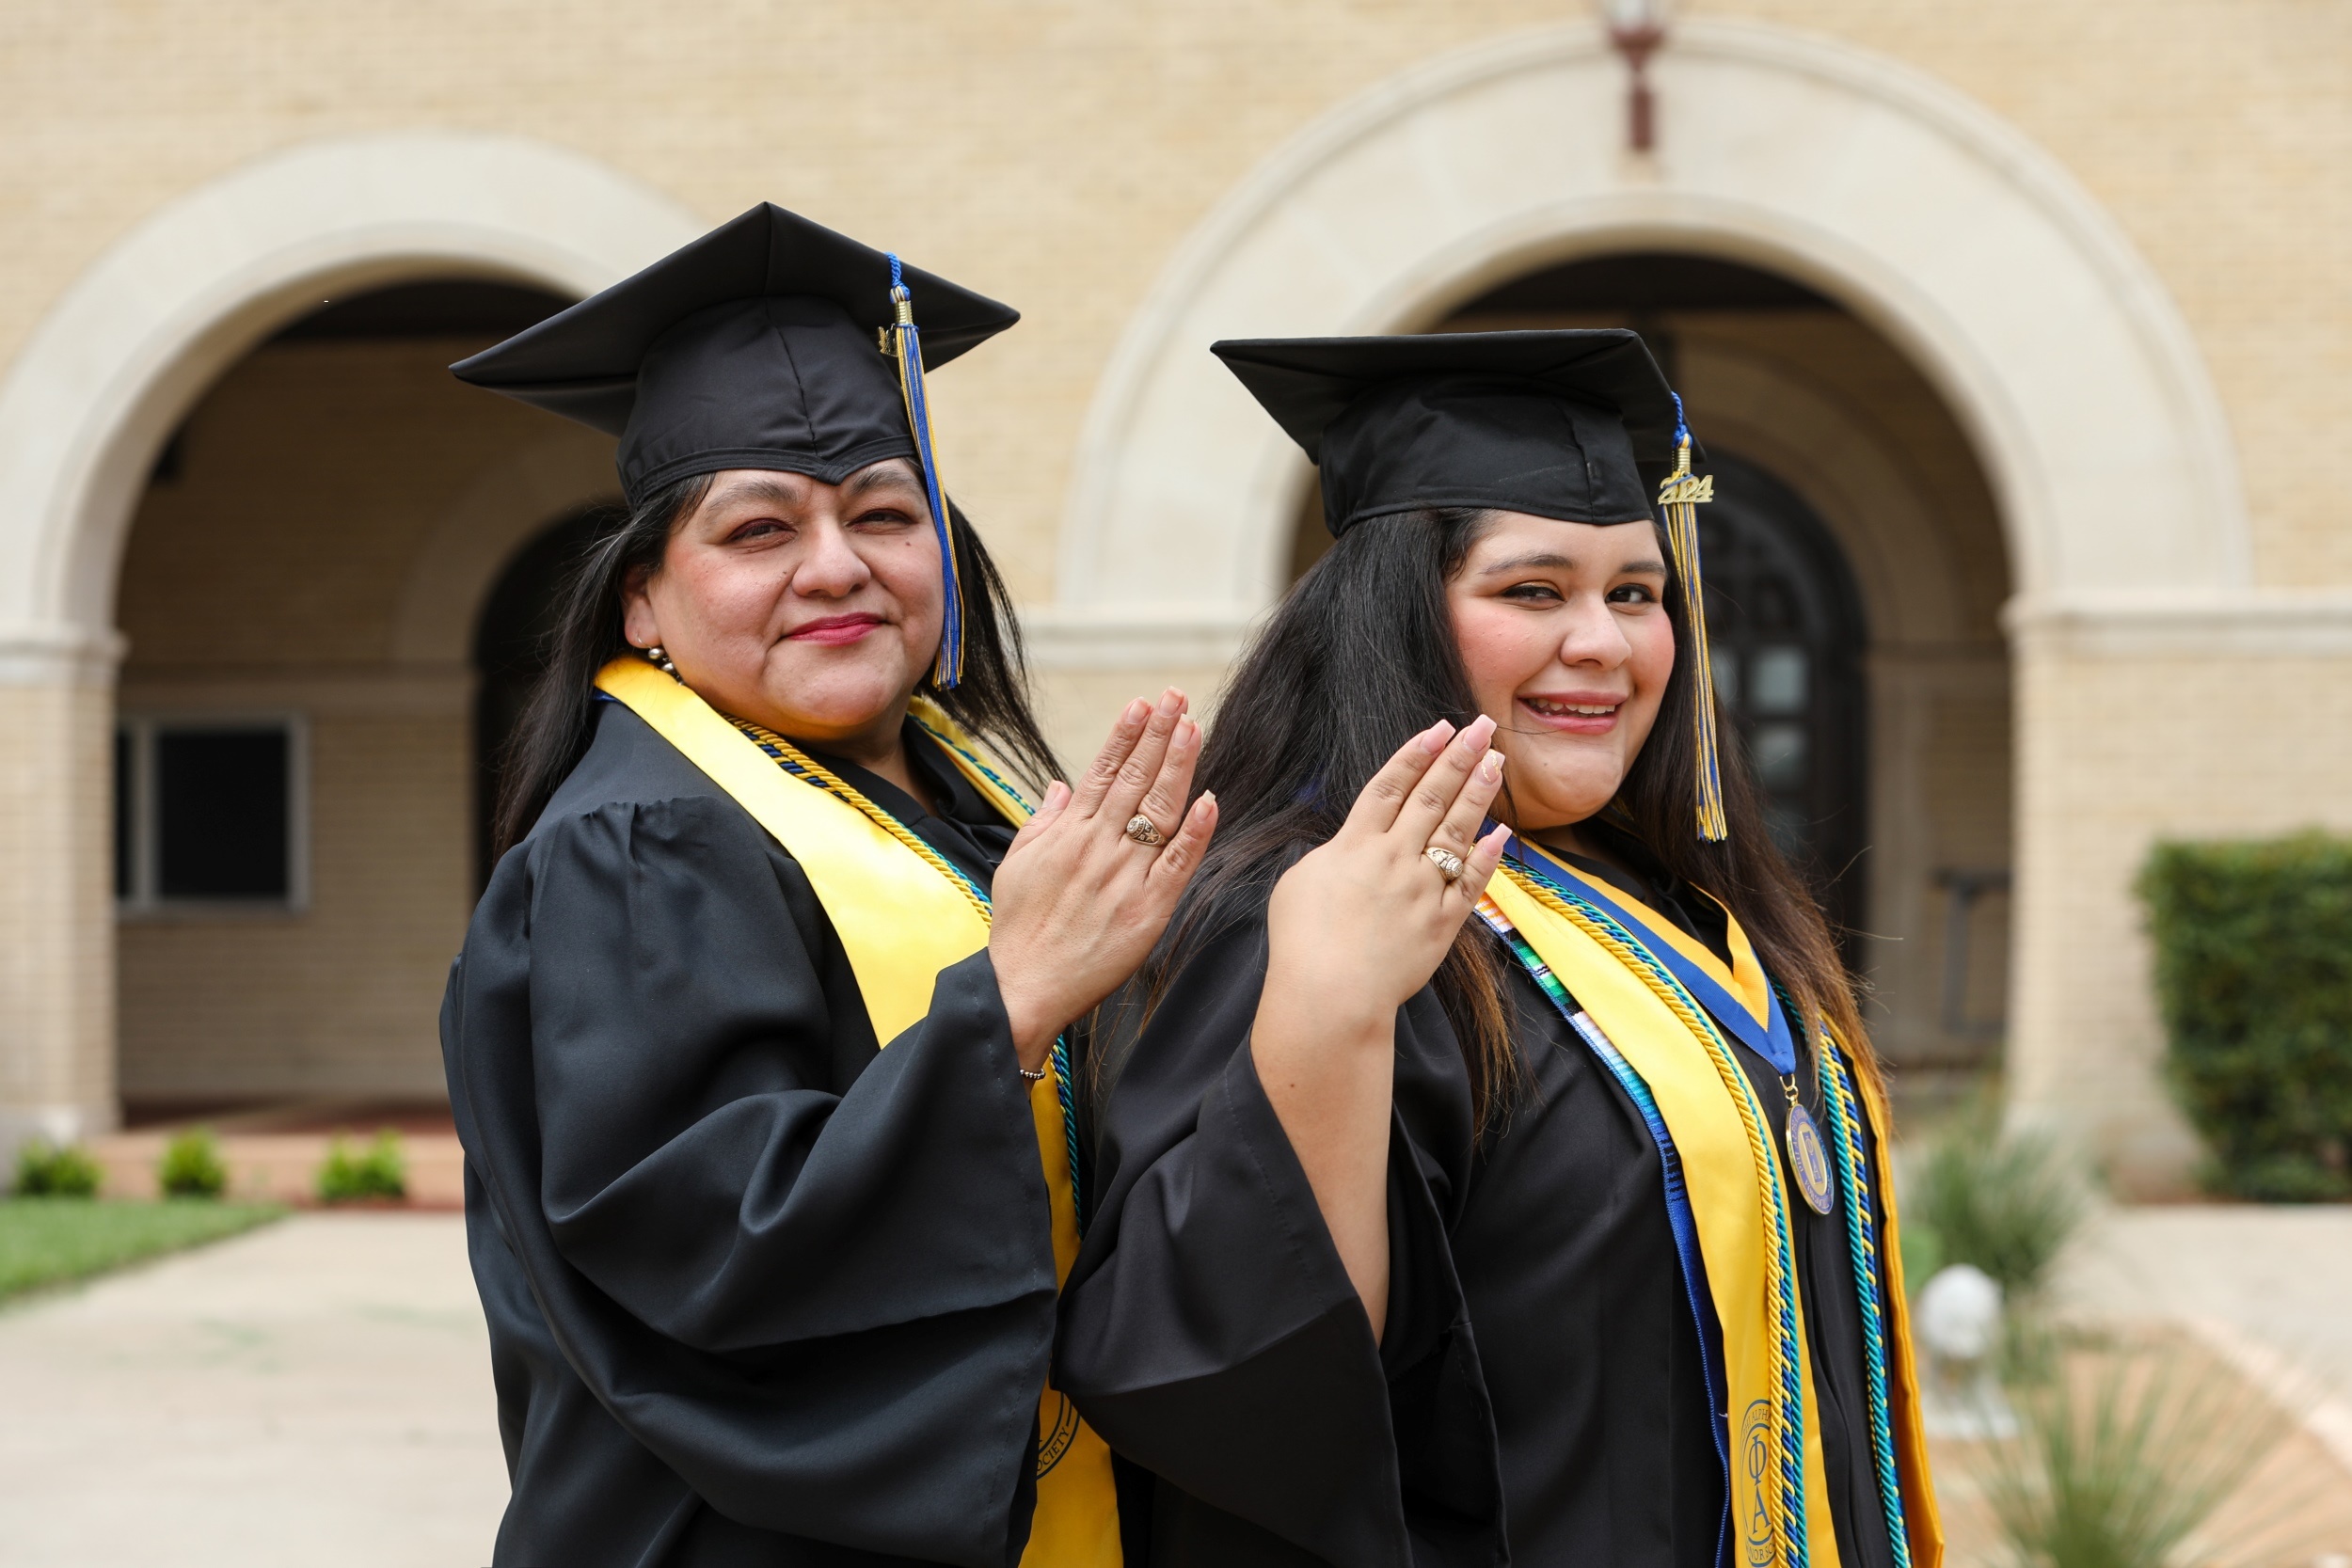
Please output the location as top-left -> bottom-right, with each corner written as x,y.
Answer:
1695,451 -> 1868,937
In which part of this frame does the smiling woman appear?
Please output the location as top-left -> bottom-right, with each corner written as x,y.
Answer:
1057,331 -> 1941,1568
437,205 -> 1212,1568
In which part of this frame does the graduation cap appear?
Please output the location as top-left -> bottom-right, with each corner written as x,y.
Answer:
452,203 -> 1019,688
1213,328 -> 1728,841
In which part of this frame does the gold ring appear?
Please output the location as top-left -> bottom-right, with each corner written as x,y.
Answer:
1124,815 -> 1166,847
1424,846 -> 1465,882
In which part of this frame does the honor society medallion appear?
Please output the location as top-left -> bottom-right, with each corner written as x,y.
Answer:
1784,1101 -> 1838,1216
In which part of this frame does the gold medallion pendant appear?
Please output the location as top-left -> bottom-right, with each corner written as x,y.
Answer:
1783,1101 -> 1838,1216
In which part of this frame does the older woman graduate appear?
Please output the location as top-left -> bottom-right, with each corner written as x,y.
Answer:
440,204 -> 1212,1567
1056,332 -> 1940,1568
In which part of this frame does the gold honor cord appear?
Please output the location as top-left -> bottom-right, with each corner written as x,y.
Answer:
593,659 -> 1122,1566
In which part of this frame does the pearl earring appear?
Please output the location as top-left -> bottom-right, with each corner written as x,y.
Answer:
644,644 -> 679,678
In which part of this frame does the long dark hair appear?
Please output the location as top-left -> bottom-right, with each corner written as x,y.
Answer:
489,473 -> 1060,860
1158,505 -> 1877,1132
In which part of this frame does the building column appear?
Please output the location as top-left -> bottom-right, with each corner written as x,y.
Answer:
2005,592 -> 2352,1197
0,624 -> 120,1164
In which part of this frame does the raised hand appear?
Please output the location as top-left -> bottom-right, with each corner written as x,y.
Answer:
1249,714 -> 1511,1338
988,689 -> 1218,1069
1263,714 -> 1512,1026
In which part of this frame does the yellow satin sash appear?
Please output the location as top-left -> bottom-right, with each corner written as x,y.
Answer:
596,657 -> 1121,1567
1485,867 -> 1941,1568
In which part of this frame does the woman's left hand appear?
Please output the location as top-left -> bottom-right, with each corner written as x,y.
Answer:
988,688 -> 1218,1069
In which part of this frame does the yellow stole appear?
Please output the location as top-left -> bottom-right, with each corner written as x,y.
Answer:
596,657 -> 1121,1568
1484,861 -> 1942,1568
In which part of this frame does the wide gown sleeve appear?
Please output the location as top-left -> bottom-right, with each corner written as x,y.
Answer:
1055,910 -> 1505,1568
443,792 -> 1057,1567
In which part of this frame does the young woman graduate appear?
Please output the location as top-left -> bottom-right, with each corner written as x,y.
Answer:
1054,332 -> 1941,1568
440,204 -> 1212,1568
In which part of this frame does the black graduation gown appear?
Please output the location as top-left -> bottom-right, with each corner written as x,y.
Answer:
441,700 -> 1057,1568
1056,840 -> 1901,1568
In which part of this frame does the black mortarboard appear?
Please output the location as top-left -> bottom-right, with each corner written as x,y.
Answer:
452,203 -> 1018,686
1210,329 -> 1691,537
1214,328 -> 1729,840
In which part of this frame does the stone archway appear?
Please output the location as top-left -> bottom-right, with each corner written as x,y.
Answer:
1041,20 -> 2253,1179
0,133 -> 698,1147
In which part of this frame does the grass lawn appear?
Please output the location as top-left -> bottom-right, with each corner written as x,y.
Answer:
0,1198 -> 286,1301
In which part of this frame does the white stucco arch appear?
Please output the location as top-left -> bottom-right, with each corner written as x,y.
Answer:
0,131 -> 700,682
0,132 -> 702,1148
1046,19 -> 2249,660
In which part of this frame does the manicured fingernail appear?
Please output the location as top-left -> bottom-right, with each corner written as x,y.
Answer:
1480,751 -> 1503,782
1157,689 -> 1182,716
1467,714 -> 1497,745
1124,699 -> 1148,721
1422,720 -> 1455,752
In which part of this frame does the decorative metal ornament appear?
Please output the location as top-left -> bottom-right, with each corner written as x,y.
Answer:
1425,846 -> 1467,882
1658,394 -> 1727,843
1122,814 -> 1166,847
882,253 -> 967,689
1784,1099 -> 1839,1216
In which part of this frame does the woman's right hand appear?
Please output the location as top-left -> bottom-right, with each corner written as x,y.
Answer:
1249,716 -> 1510,1338
989,689 -> 1217,1071
1261,715 -> 1512,1027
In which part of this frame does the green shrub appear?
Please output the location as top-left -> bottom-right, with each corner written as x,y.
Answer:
316,1130 -> 405,1204
157,1128 -> 229,1198
12,1140 -> 103,1198
1906,1098 -> 2087,1306
1979,1338 -> 2299,1568
2137,832 -> 2352,1201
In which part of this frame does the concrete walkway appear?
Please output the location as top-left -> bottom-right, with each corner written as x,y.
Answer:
4,1203 -> 2346,1566
2055,1203 -> 2352,1476
0,1212 -> 504,1568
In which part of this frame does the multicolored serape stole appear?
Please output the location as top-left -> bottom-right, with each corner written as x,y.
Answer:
1480,860 -> 1811,1567
1481,843 -> 1936,1568
727,708 -> 1085,1223
1477,908 -> 1734,1568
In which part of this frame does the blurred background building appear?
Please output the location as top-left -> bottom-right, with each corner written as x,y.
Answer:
0,0 -> 2344,1196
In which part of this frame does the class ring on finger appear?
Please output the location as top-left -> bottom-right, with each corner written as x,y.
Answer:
1424,846 -> 1466,882
1124,814 -> 1167,847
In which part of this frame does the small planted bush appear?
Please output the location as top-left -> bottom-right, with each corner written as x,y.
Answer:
1979,1338 -> 2302,1568
317,1130 -> 406,1205
2138,832 -> 2352,1200
1908,1100 -> 2087,1307
157,1128 -> 229,1199
12,1140 -> 103,1198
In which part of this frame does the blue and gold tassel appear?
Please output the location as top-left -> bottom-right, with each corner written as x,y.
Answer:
882,252 -> 966,689
1660,391 -> 1727,842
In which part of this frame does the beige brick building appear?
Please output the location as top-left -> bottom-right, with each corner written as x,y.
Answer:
1,1 -> 2345,1194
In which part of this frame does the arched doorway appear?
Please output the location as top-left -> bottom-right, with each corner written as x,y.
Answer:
1054,23 -> 2247,1169
0,133 -> 695,1149
108,277 -> 590,1120
1692,451 -> 1869,927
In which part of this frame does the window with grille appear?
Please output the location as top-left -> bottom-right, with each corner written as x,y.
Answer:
115,717 -> 306,911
